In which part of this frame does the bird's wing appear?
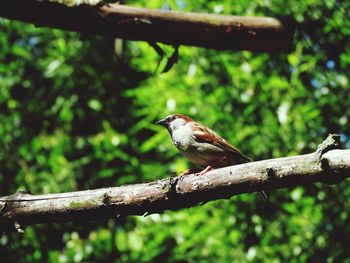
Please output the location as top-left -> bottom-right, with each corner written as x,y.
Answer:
190,121 -> 251,163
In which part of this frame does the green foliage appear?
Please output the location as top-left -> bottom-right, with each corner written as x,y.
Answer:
0,0 -> 350,262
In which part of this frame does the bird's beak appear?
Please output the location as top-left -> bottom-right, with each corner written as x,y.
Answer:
156,118 -> 167,126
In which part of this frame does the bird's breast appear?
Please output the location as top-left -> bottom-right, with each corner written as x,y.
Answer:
171,126 -> 194,151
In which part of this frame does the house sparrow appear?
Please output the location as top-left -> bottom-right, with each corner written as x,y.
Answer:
156,114 -> 268,200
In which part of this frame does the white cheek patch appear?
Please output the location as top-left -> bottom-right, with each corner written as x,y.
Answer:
170,118 -> 186,131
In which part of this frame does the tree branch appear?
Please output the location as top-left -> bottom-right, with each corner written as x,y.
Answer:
0,1 -> 294,52
0,135 -> 348,231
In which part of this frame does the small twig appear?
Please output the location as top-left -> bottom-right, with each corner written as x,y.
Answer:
316,134 -> 341,160
14,222 -> 25,234
162,45 -> 179,73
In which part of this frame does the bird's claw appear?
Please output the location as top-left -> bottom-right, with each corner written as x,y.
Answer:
177,169 -> 191,182
195,166 -> 213,176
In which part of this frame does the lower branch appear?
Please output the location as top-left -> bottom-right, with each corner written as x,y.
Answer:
0,135 -> 348,231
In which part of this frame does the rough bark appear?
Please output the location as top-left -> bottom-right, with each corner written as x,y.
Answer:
0,1 -> 294,52
0,135 -> 347,232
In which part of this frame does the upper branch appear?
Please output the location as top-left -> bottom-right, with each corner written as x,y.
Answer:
0,135 -> 348,231
0,1 -> 294,52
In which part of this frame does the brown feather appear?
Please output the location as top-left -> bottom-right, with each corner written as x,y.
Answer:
190,121 -> 250,164
174,114 -> 193,122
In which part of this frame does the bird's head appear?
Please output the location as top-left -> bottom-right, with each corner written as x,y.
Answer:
156,114 -> 193,133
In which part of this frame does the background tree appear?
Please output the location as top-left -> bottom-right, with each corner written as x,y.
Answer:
0,0 -> 349,262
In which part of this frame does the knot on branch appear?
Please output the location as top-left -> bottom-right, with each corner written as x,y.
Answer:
162,175 -> 179,197
266,166 -> 282,179
101,192 -> 111,204
316,134 -> 341,160
316,134 -> 344,185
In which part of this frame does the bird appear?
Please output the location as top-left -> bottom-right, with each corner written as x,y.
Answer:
156,114 -> 268,200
